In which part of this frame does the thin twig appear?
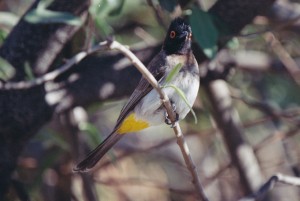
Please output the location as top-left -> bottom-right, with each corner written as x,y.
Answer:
98,133 -> 195,170
94,177 -> 195,195
239,173 -> 300,201
2,39 -> 208,199
108,40 -> 209,201
254,125 -> 300,152
146,0 -> 168,29
64,107 -> 98,201
225,15 -> 300,40
264,32 -> 300,85
0,41 -> 108,90
231,92 -> 300,124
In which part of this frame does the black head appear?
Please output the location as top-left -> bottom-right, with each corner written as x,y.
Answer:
163,18 -> 192,55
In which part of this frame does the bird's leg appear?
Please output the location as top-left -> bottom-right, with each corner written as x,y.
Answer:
165,102 -> 179,127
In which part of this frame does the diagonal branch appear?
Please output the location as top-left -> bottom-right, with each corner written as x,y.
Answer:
5,38 -> 208,200
108,40 -> 209,201
264,32 -> 300,85
0,41 -> 108,90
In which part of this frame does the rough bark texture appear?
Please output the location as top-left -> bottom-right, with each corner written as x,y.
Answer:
0,0 -> 90,198
0,0 -> 281,199
202,0 -> 276,195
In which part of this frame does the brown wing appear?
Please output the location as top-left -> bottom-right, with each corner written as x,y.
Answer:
113,50 -> 166,130
74,50 -> 168,172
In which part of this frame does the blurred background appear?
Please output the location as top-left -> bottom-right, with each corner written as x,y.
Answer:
1,0 -> 300,201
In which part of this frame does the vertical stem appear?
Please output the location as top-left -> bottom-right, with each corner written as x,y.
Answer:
173,123 -> 209,201
204,80 -> 264,194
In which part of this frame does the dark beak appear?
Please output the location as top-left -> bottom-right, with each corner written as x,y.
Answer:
179,31 -> 189,39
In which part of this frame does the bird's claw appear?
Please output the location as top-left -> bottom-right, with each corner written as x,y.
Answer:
165,103 -> 179,127
164,112 -> 179,127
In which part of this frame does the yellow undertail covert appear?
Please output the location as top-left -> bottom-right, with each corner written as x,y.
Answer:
116,113 -> 149,134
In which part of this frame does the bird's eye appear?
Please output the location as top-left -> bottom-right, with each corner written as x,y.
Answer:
170,31 -> 176,38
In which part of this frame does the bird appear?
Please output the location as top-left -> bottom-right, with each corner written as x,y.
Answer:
74,17 -> 199,172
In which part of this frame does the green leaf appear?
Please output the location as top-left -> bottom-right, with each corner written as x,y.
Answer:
0,12 -> 19,27
0,57 -> 15,81
227,37 -> 239,49
78,121 -> 118,163
0,30 -> 6,45
24,62 -> 35,80
37,129 -> 70,151
37,0 -> 55,10
92,0 -> 124,17
189,7 -> 219,58
108,0 -> 125,16
24,8 -> 82,26
162,84 -> 198,124
95,18 -> 113,37
47,132 -> 70,151
158,0 -> 178,12
79,122 -> 102,148
95,0 -> 110,14
165,63 -> 182,84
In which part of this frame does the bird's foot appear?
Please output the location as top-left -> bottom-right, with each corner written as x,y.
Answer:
164,103 -> 179,128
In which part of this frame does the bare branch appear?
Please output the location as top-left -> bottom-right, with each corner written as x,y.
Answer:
62,108 -> 98,201
0,41 -> 108,90
94,177 -> 195,195
146,0 -> 168,29
107,40 -> 209,201
254,125 -> 300,152
239,173 -> 300,201
264,32 -> 300,85
204,79 -> 265,193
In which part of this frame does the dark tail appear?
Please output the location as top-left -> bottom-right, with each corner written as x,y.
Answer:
73,132 -> 123,172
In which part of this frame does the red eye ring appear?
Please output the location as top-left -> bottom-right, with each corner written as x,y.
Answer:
170,31 -> 176,38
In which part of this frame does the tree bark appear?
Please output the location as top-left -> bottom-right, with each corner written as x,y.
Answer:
0,0 -> 281,199
0,0 -> 89,198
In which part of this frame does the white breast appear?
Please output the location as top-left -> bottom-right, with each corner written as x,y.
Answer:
134,58 -> 199,126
